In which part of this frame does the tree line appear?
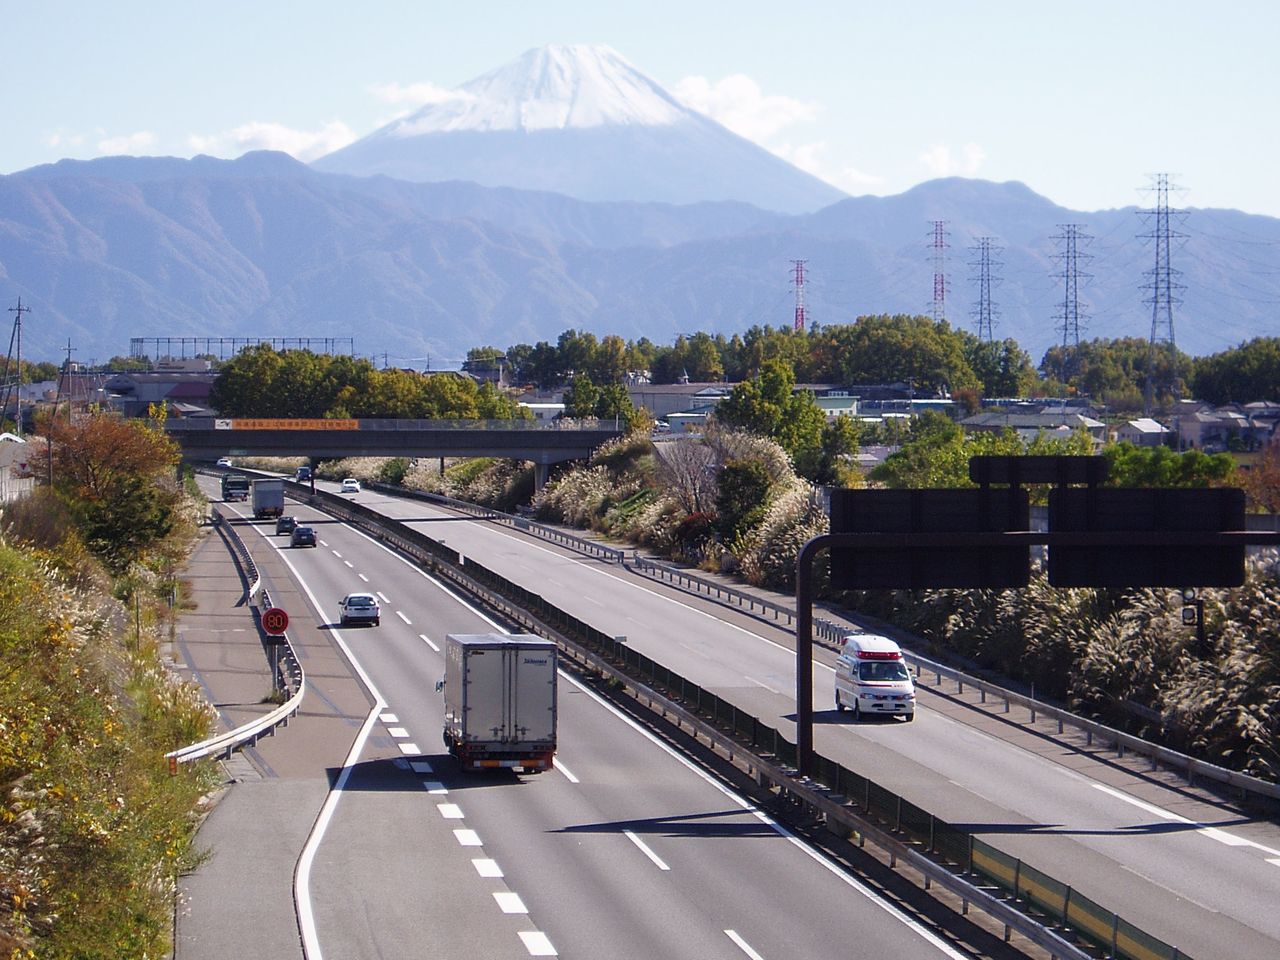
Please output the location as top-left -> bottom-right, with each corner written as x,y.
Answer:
474,320 -> 1280,412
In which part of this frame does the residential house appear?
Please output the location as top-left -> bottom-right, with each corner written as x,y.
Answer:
1115,418 -> 1172,447
960,409 -> 1106,447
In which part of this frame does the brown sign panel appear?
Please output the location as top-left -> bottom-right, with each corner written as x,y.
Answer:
829,488 -> 1030,590
1048,487 -> 1245,587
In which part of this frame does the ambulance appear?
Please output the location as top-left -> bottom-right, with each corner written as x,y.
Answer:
834,634 -> 916,722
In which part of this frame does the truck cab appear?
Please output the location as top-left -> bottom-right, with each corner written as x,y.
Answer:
834,634 -> 916,722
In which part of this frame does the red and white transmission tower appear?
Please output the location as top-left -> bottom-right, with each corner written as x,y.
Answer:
790,259 -> 807,331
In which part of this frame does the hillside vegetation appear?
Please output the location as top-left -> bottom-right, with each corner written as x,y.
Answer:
0,412 -> 215,958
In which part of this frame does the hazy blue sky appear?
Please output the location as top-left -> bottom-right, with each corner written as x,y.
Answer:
5,1 -> 1277,215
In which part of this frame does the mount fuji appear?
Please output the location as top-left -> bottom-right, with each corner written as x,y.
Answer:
313,44 -> 846,214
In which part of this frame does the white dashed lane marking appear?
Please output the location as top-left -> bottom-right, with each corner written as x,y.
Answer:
397,742 -> 420,755
454,829 -> 482,846
396,610 -> 412,624
725,929 -> 765,959
358,573 -> 369,582
473,858 -> 503,878
494,892 -> 528,914
343,560 -> 353,568
437,803 -> 464,819
409,760 -> 434,774
518,931 -> 557,956
419,633 -> 440,652
376,591 -> 390,602
379,713 -> 398,723
422,781 -> 447,794
553,758 -> 579,783
624,830 -> 670,870
386,727 -> 409,739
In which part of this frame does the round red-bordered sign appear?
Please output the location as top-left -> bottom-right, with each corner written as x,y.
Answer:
262,607 -> 289,635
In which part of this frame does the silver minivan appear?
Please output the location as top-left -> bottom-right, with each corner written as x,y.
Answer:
834,634 -> 916,722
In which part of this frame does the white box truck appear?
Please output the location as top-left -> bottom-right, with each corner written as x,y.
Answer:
251,478 -> 285,519
441,634 -> 557,773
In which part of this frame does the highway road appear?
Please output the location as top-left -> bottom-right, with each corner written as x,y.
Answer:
215,488 -> 978,960
318,479 -> 1280,960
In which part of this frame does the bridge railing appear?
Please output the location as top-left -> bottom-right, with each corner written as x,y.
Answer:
166,417 -> 623,431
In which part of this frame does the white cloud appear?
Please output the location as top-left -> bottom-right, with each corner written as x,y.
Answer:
674,73 -> 820,141
368,80 -> 474,107
773,140 -> 887,193
838,165 -> 887,188
97,131 -> 157,155
44,130 -> 85,150
919,142 -> 987,177
186,120 -> 357,161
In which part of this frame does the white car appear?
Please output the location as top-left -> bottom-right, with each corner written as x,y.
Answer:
340,478 -> 361,494
338,592 -> 380,626
216,457 -> 233,467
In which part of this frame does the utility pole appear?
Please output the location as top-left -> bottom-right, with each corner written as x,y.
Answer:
968,237 -> 1002,342
1051,224 -> 1092,382
1139,174 -> 1186,416
7,298 -> 31,437
928,221 -> 949,324
790,259 -> 807,332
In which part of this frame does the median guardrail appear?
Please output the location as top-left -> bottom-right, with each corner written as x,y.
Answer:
291,483 -> 1190,960
165,507 -> 305,767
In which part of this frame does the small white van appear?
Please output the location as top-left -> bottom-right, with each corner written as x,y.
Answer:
834,634 -> 916,722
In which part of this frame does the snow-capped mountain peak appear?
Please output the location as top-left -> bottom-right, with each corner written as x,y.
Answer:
387,44 -> 689,136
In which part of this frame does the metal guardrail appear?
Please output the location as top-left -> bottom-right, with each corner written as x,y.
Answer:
165,507 -> 305,767
632,555 -> 850,645
288,488 -> 1182,959
631,556 -> 1280,805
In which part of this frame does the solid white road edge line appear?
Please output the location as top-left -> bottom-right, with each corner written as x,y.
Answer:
724,929 -> 766,960
295,704 -> 383,960
1092,783 -> 1280,857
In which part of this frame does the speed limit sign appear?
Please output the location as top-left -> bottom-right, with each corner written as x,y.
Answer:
262,607 -> 289,635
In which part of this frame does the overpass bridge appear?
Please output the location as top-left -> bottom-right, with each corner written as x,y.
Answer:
166,417 -> 625,487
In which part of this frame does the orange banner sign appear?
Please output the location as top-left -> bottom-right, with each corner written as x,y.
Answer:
232,418 -> 359,430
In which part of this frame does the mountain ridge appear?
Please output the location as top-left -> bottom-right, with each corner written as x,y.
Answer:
2,153 -> 1277,367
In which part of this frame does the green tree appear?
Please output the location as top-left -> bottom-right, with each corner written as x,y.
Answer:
715,459 -> 772,543
1103,442 -> 1237,488
1192,337 -> 1280,404
716,359 -> 826,476
563,374 -> 601,418
815,315 -> 980,394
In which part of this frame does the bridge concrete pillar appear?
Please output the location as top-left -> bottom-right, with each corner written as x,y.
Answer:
534,462 -> 551,491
